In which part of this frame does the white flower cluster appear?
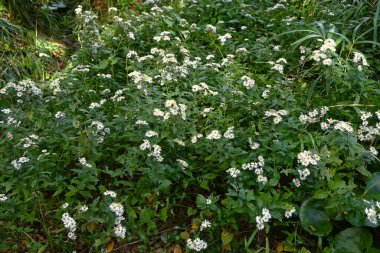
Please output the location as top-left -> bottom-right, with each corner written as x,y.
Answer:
218,33 -> 232,45
201,107 -> 214,117
55,111 -> 65,118
223,127 -> 235,139
256,208 -> 271,230
187,238 -> 208,251
365,202 -> 380,225
110,89 -> 125,102
268,58 -> 287,74
145,130 -> 158,138
89,99 -> 106,109
299,107 -> 329,124
240,76 -> 255,89
264,109 -> 289,124
0,80 -> 42,103
200,219 -> 211,231
227,167 -> 240,178
173,138 -> 186,146
18,134 -> 40,149
285,207 -> 296,218
135,120 -> 148,126
242,156 -> 267,184
62,212 -> 77,240
267,3 -> 285,12
206,130 -> 222,140
297,150 -> 321,167
177,159 -> 188,169
192,83 -> 218,96
79,157 -> 92,168
321,119 -> 354,133
310,39 -> 336,65
109,202 -> 124,216
72,65 -> 91,73
153,100 -> 187,121
139,139 -> 164,162
128,71 -> 153,89
11,156 -> 30,170
191,133 -> 204,143
109,202 -> 126,239
78,205 -> 89,213
357,111 -> 380,142
153,31 -> 171,42
248,138 -> 260,150
90,121 -> 110,143
370,146 -> 378,156
205,24 -> 216,33
0,194 -> 8,201
353,52 -> 369,71
104,190 -> 117,198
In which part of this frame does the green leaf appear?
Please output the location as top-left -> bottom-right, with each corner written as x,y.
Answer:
333,227 -> 373,253
365,172 -> 380,196
300,198 -> 332,236
313,189 -> 329,199
221,231 -> 233,246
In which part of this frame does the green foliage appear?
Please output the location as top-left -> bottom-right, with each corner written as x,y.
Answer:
0,0 -> 379,252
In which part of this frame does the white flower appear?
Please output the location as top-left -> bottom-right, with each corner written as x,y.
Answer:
109,202 -> 124,217
0,194 -> 8,201
79,205 -> 88,213
62,213 -> 77,233
365,207 -> 378,224
285,207 -> 296,218
113,224 -> 126,239
241,76 -> 255,89
79,157 -> 92,168
200,220 -> 211,231
145,130 -> 158,138
223,127 -> 235,139
177,159 -> 188,169
297,150 -> 320,167
227,167 -> 240,178
187,238 -> 208,251
322,58 -> 332,65
370,146 -> 378,156
55,111 -> 65,118
62,203 -> 69,209
206,130 -> 222,140
104,190 -> 117,198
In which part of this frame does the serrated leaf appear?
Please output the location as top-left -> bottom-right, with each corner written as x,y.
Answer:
313,189 -> 329,199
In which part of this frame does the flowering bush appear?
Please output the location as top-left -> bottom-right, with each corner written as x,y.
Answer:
0,0 -> 379,252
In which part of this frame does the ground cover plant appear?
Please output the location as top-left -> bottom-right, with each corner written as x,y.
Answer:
0,0 -> 380,252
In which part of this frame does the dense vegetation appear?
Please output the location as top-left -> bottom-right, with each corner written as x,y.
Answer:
1,0 -> 380,252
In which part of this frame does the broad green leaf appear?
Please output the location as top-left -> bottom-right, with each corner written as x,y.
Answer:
365,172 -> 380,196
300,198 -> 332,236
221,231 -> 233,246
333,227 -> 373,253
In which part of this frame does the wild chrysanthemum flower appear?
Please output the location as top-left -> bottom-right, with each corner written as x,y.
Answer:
227,167 -> 240,178
187,238 -> 208,251
104,190 -> 117,198
200,220 -> 211,231
0,194 -> 8,201
109,202 -> 124,217
285,207 -> 296,218
206,130 -> 221,140
297,150 -> 320,167
113,224 -> 126,239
